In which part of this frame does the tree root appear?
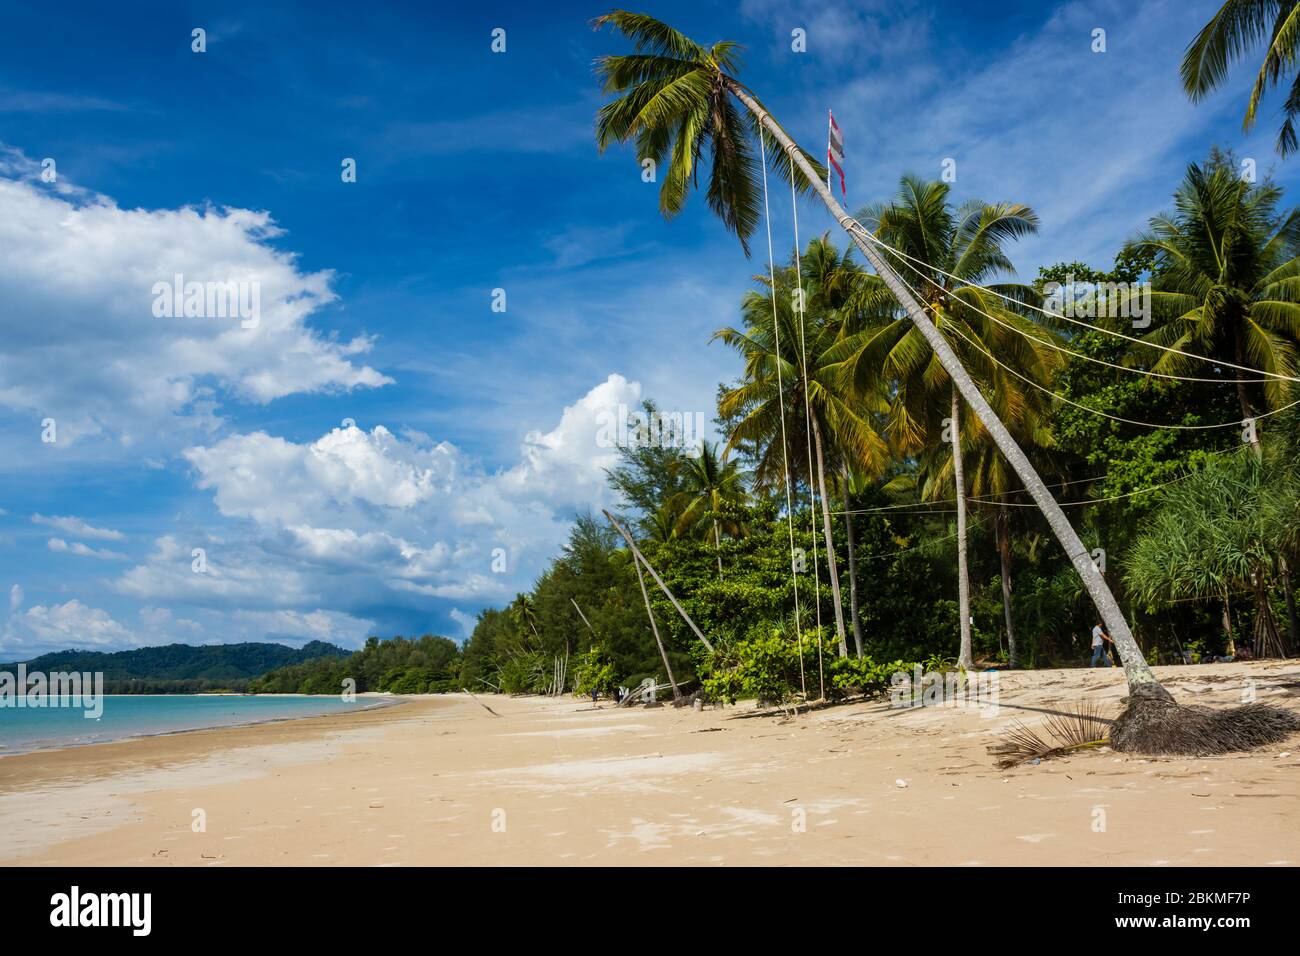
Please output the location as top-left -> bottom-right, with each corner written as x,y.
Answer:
1110,695 -> 1300,756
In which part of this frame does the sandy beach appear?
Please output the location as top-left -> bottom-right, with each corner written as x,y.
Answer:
2,662 -> 1298,866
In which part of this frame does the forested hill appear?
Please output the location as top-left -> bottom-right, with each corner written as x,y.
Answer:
2,640 -> 349,691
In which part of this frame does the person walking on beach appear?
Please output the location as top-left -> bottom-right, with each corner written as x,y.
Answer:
1090,621 -> 1114,667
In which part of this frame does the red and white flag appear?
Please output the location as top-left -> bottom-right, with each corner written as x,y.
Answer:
827,110 -> 845,200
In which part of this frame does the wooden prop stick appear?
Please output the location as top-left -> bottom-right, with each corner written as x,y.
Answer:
631,550 -> 680,699
602,509 -> 715,654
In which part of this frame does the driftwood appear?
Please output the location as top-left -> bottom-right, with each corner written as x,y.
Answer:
462,688 -> 502,717
550,650 -> 569,697
618,677 -> 677,707
602,509 -> 714,653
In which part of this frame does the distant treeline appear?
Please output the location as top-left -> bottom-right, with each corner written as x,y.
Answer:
3,641 -> 349,686
250,634 -> 462,695
99,678 -> 255,694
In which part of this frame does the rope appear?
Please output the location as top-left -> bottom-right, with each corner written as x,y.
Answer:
759,133 -> 807,698
898,272 -> 1268,386
830,428 -> 1255,515
847,218 -> 1300,385
790,176 -> 828,693
883,250 -> 1300,431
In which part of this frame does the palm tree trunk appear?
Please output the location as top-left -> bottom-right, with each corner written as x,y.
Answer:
1280,555 -> 1299,654
842,461 -> 864,658
713,518 -> 724,581
729,80 -> 1170,701
1222,591 -> 1236,656
1252,570 -> 1285,658
810,416 -> 849,656
997,504 -> 1018,669
951,386 -> 973,670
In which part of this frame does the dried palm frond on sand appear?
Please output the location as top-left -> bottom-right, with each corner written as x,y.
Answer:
989,700 -> 1112,769
992,696 -> 1300,766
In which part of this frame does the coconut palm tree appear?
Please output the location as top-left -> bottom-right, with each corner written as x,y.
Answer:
593,9 -> 1170,703
508,593 -> 541,645
643,500 -> 682,544
836,461 -> 885,658
1182,1 -> 1300,155
713,244 -> 890,656
834,177 -> 1060,669
670,441 -> 748,578
1125,159 -> 1300,430
965,411 -> 1060,670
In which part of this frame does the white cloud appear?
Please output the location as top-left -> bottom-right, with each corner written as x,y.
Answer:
31,514 -> 125,541
0,599 -> 214,657
8,584 -> 21,611
0,150 -> 392,451
110,375 -> 642,621
448,607 -> 476,639
138,606 -> 201,634
183,424 -> 462,525
47,537 -> 128,560
1,599 -> 137,655
749,0 -> 1257,275
230,609 -> 375,648
115,534 -> 315,608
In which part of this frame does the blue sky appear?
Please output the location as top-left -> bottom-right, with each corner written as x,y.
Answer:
0,0 -> 1295,656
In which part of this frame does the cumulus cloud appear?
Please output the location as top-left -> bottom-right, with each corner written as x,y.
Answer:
109,375 -> 643,623
0,599 -> 137,656
0,149 -> 391,450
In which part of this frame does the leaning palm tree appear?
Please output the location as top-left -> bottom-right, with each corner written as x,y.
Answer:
671,441 -> 748,578
1182,1 -> 1300,155
1125,159 -> 1300,428
836,177 -> 1060,669
592,10 -> 1246,737
714,244 -> 890,656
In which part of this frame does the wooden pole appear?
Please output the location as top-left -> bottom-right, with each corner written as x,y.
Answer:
602,509 -> 714,653
632,553 -> 680,699
570,598 -> 598,646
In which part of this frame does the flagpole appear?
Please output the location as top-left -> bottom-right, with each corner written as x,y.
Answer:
827,109 -> 832,193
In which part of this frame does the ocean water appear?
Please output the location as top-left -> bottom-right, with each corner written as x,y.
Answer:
0,694 -> 384,755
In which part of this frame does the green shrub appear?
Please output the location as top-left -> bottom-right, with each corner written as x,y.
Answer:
701,624 -> 836,704
574,647 -> 617,696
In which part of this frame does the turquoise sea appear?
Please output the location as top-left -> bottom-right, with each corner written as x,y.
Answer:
0,695 -> 384,755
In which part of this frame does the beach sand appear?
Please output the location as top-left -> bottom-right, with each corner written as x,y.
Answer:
1,662 -> 1297,866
